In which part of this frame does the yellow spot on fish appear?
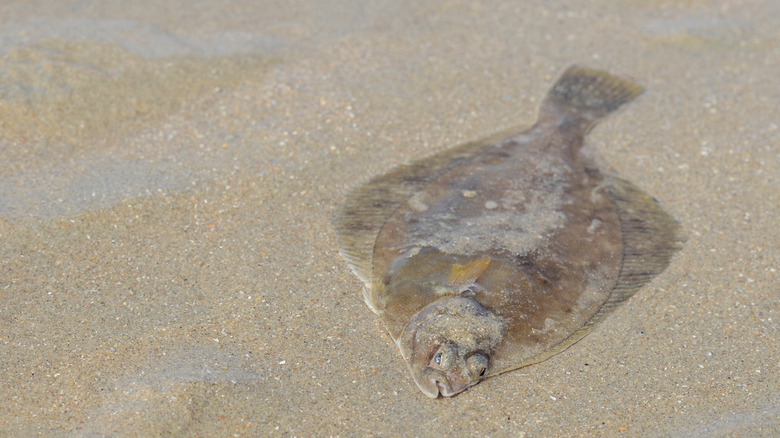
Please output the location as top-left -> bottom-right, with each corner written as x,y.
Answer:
447,257 -> 492,287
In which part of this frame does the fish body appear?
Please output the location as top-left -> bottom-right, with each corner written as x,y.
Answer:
336,66 -> 681,398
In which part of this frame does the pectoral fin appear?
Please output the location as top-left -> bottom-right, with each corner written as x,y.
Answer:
447,257 -> 492,289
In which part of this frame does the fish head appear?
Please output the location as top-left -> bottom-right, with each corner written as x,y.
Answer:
399,296 -> 505,398
412,344 -> 490,398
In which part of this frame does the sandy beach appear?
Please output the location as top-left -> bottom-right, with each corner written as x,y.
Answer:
1,1 -> 777,436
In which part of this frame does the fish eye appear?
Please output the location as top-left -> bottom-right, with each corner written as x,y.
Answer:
467,353 -> 489,380
430,345 -> 455,370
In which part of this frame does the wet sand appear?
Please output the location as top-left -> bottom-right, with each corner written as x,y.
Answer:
1,1 -> 777,436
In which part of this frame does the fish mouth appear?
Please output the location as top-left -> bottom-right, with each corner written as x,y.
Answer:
414,368 -> 454,398
433,378 -> 455,397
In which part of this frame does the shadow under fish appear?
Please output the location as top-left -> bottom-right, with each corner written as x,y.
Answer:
335,65 -> 683,398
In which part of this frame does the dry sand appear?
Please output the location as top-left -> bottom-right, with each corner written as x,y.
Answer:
1,0 -> 777,436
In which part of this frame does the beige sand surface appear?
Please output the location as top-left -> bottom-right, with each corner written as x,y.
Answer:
1,1 -> 777,436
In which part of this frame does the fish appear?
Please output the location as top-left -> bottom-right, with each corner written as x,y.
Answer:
335,65 -> 682,398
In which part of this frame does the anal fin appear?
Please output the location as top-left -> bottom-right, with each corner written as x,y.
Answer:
496,178 -> 683,374
563,177 -> 682,340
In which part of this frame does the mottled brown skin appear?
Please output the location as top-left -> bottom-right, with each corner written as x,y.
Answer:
372,115 -> 623,396
335,66 -> 681,398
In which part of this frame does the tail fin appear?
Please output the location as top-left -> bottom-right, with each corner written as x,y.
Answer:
540,65 -> 644,131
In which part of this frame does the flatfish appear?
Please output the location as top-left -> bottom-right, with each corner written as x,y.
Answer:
335,66 -> 681,398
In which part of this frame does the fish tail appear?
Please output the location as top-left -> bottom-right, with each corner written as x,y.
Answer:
540,65 -> 644,131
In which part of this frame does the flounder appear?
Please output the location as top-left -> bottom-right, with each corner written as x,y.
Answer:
335,66 -> 681,398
